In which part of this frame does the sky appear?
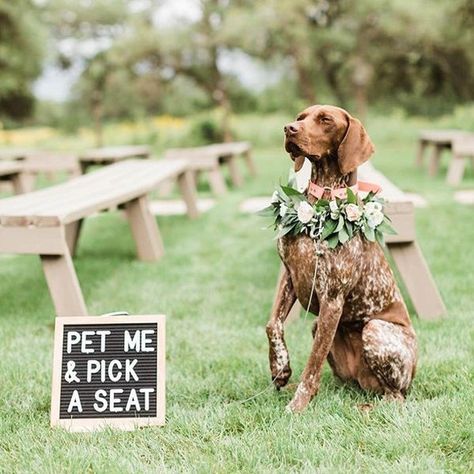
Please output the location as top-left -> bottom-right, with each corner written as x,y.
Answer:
33,0 -> 280,102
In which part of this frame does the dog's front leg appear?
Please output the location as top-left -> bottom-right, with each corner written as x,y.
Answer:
286,295 -> 344,413
266,267 -> 297,389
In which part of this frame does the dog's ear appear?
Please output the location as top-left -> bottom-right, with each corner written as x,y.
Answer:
337,114 -> 375,175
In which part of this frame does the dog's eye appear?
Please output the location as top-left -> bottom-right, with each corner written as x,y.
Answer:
320,116 -> 332,123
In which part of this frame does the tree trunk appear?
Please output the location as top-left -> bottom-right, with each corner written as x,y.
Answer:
295,62 -> 317,104
213,86 -> 233,142
91,91 -> 104,147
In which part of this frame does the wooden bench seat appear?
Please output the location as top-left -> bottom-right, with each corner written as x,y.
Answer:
0,159 -> 199,317
276,162 -> 445,322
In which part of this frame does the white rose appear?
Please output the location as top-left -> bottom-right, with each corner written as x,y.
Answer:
345,203 -> 362,222
297,201 -> 314,224
367,209 -> 384,228
279,203 -> 288,217
364,201 -> 382,214
271,191 -> 279,203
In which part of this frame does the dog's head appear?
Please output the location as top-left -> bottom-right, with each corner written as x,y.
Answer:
284,105 -> 375,174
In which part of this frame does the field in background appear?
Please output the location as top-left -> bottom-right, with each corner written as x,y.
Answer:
0,113 -> 473,472
2,104 -> 474,157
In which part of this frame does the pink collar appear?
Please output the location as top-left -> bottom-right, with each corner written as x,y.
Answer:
308,180 -> 382,200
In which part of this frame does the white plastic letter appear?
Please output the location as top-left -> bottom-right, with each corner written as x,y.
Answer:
66,331 -> 80,354
93,389 -> 107,412
67,390 -> 83,413
110,389 -> 123,412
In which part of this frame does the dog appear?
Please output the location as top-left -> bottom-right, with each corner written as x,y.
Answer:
266,105 -> 417,413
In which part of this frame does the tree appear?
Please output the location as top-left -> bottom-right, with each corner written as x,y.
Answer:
44,0 -> 130,144
0,0 -> 45,122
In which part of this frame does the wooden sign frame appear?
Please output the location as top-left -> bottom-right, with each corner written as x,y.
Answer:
51,314 -> 165,432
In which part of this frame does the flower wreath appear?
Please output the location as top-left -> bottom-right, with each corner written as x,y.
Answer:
259,182 -> 396,248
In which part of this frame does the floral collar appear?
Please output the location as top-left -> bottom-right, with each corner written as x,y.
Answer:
259,181 -> 396,248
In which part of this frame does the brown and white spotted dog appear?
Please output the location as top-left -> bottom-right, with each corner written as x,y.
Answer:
267,105 -> 417,413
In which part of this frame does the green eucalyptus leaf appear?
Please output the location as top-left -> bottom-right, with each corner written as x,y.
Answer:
377,221 -> 397,235
345,221 -> 353,238
321,218 -> 338,240
338,226 -> 349,244
257,205 -> 277,217
335,215 -> 344,232
327,234 -> 339,248
276,224 -> 295,239
363,225 -> 375,242
375,229 -> 385,246
280,185 -> 304,197
346,187 -> 357,204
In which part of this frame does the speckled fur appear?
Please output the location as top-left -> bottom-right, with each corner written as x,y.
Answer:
267,105 -> 417,413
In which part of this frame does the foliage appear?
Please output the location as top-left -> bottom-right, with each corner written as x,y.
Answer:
188,114 -> 226,145
0,0 -> 45,122
260,184 -> 395,247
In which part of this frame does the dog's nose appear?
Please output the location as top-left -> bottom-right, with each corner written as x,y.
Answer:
284,123 -> 299,135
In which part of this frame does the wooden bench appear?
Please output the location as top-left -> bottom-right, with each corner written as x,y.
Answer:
19,151 -> 82,192
163,148 -> 227,195
206,141 -> 256,187
79,145 -> 151,173
416,130 -> 472,179
447,135 -> 474,185
0,161 -> 28,194
164,141 -> 255,190
0,159 -> 198,317
275,162 -> 445,322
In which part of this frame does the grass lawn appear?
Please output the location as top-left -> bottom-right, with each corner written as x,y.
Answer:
0,114 -> 473,473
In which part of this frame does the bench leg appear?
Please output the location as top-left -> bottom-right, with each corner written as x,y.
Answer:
227,156 -> 244,187
244,150 -> 257,177
124,196 -> 164,262
446,155 -> 466,186
416,141 -> 427,168
388,242 -> 445,320
65,220 -> 83,257
11,173 -> 29,194
208,166 -> 227,196
41,253 -> 88,317
428,145 -> 443,177
177,170 -> 200,219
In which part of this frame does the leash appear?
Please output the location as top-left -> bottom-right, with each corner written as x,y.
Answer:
234,242 -> 320,405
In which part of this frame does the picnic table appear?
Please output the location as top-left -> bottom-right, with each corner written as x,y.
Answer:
79,145 -> 151,173
0,161 -> 28,194
0,159 -> 199,317
276,162 -> 445,322
416,129 -> 472,182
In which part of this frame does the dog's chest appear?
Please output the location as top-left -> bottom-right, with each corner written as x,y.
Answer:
278,234 -> 363,310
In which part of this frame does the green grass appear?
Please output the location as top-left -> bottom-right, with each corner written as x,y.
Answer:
1,114 -> 474,473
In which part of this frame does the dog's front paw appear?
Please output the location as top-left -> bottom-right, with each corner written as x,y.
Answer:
271,364 -> 292,390
285,383 -> 313,413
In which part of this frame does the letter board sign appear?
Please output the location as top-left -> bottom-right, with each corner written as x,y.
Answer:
51,314 -> 165,431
